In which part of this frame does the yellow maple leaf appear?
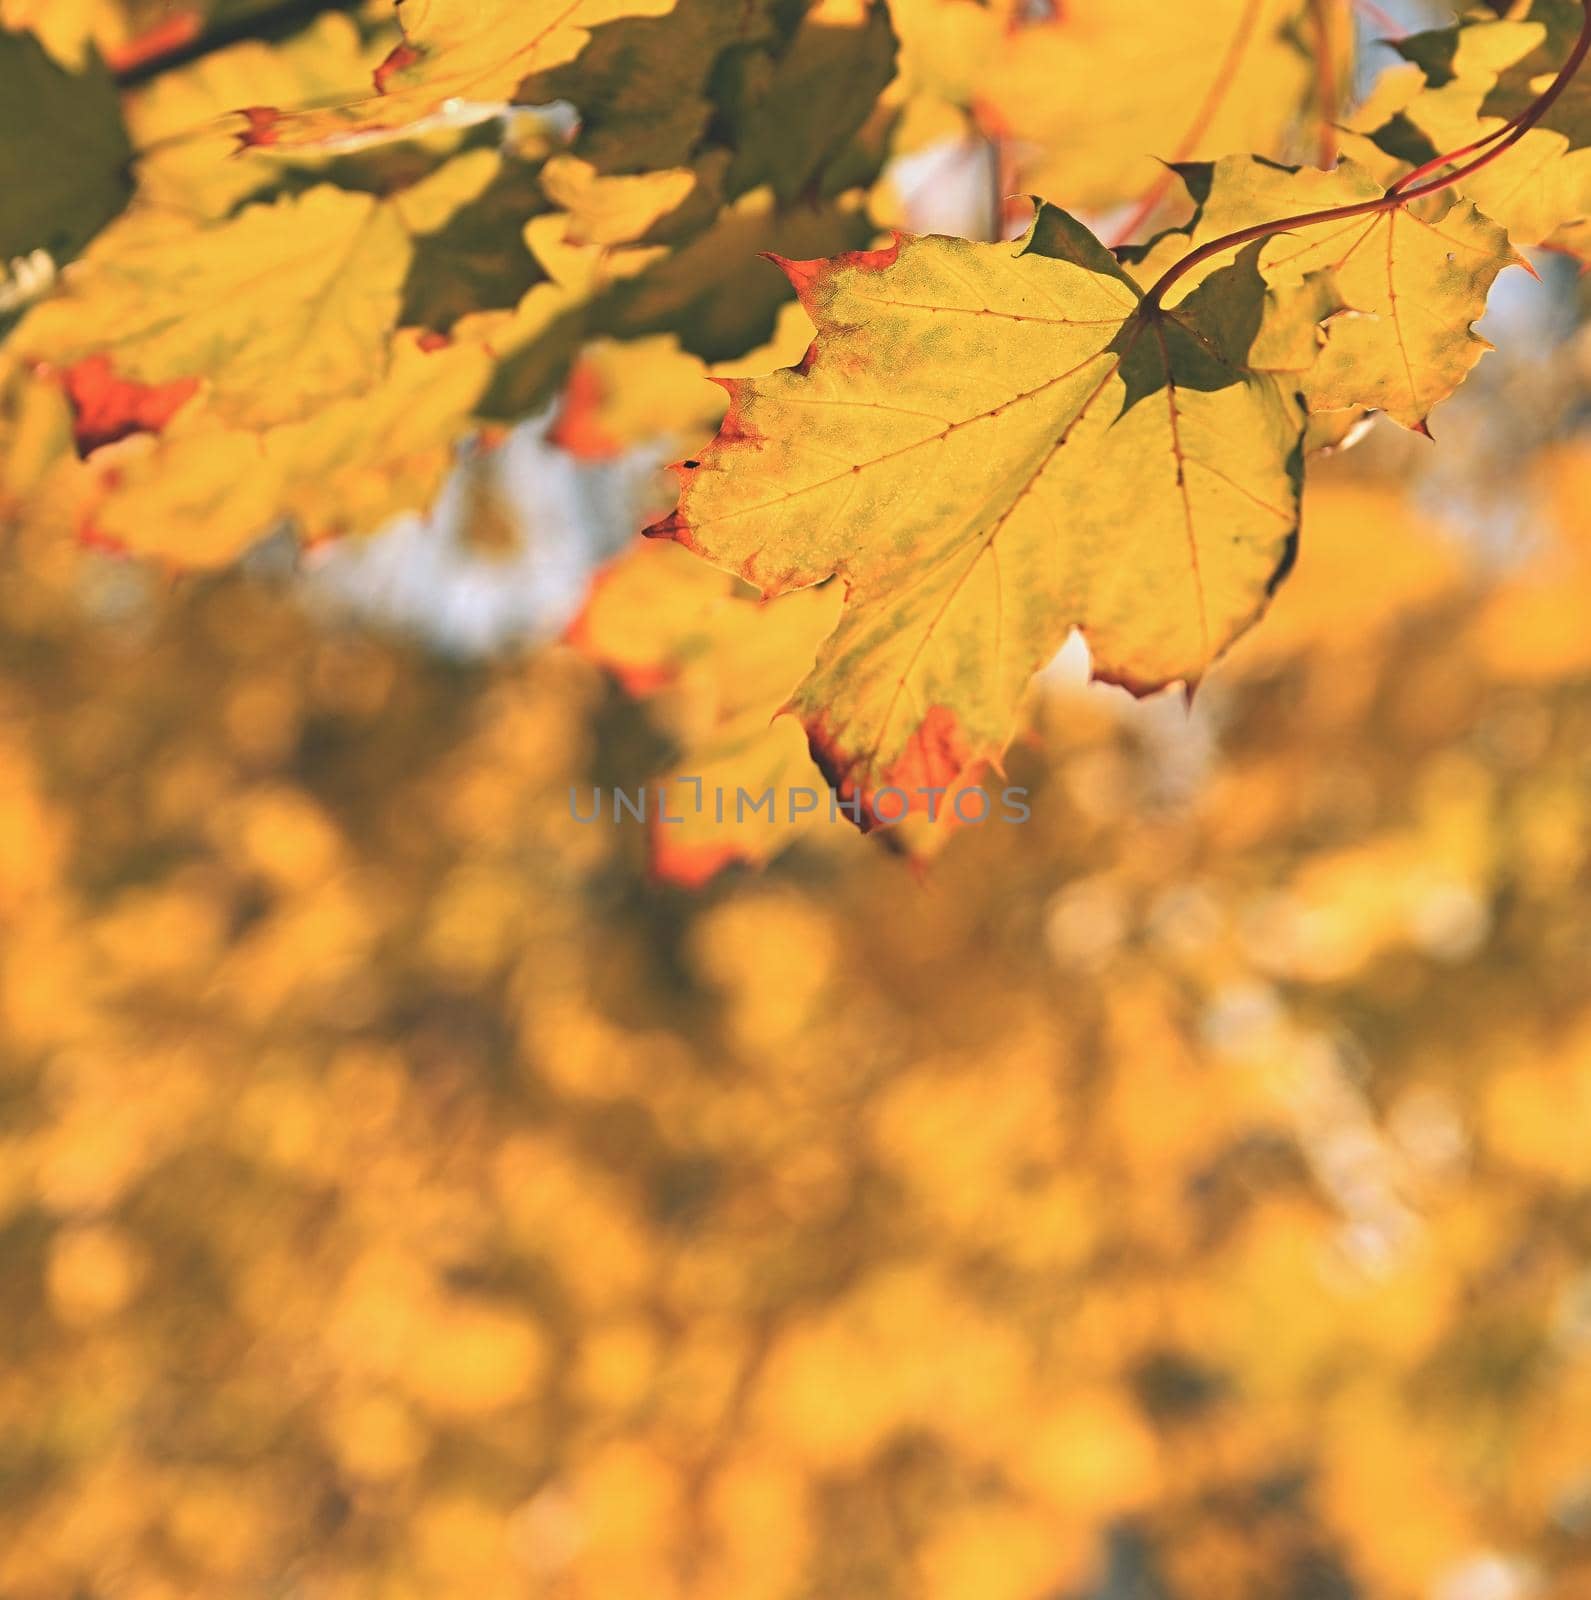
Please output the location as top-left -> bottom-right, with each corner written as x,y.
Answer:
17,186 -> 412,430
647,208 -> 1320,827
1130,156 -> 1523,431
1414,5 -> 1587,262
1348,3 -> 1591,262
66,332 -> 491,565
6,156 -> 528,564
126,14 -> 395,216
240,0 -> 678,150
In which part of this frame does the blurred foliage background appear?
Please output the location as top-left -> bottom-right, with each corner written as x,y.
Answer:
3,1 -> 1591,1598
3,297 -> 1591,1599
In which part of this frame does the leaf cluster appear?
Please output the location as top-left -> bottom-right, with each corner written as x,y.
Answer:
2,0 -> 1590,851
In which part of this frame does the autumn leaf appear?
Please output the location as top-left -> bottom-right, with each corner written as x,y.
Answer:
583,184 -> 876,363
1129,157 -> 1522,432
103,333 -> 491,563
885,0 -> 1001,116
123,13 -> 396,216
648,208 -> 1325,828
240,0 -> 679,150
0,1 -> 321,73
539,157 -> 699,247
17,186 -> 413,431
1340,2 -> 1591,262
1,0 -> 180,70
1337,1 -> 1591,258
568,534 -> 990,881
6,167 -> 554,559
0,0 -> 110,68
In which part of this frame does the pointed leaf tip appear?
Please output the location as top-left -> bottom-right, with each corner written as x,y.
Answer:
374,41 -> 425,94
763,238 -> 905,302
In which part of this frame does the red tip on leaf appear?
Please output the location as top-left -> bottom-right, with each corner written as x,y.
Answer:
650,828 -> 744,890
415,331 -> 453,353
61,356 -> 198,456
832,239 -> 905,274
764,254 -> 821,297
880,704 -> 975,797
548,362 -> 622,460
1411,418 -> 1434,441
374,40 -> 425,94
643,379 -> 772,563
102,10 -> 202,73
764,237 -> 904,308
875,760 -> 995,865
642,508 -> 698,552
806,703 -> 976,834
236,106 -> 283,148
